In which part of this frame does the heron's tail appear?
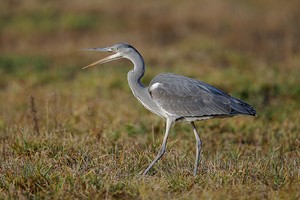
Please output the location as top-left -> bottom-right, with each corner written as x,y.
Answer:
229,97 -> 256,116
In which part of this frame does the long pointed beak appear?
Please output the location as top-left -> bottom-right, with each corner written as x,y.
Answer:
82,48 -> 122,69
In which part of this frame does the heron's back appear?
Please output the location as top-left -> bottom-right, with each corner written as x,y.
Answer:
149,73 -> 256,121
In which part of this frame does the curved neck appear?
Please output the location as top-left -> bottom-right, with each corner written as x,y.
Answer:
126,50 -> 164,118
127,51 -> 146,88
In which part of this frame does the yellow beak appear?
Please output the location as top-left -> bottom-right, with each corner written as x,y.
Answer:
82,47 -> 122,69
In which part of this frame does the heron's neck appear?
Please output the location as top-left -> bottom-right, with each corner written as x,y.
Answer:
127,53 -> 146,89
126,51 -> 163,117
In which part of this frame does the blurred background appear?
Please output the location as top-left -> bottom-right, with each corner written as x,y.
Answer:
0,0 -> 299,198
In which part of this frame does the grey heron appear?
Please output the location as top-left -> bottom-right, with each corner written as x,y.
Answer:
83,43 -> 256,176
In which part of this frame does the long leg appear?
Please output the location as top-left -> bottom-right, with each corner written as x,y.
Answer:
191,122 -> 202,176
143,119 -> 173,175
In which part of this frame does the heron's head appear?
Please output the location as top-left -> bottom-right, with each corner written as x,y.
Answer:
82,43 -> 138,69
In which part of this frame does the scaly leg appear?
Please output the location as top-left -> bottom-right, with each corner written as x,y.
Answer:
143,119 -> 173,175
191,122 -> 202,176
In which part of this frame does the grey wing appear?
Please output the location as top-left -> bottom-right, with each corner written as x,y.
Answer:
149,73 -> 255,119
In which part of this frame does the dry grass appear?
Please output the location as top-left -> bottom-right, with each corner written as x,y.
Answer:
0,0 -> 299,199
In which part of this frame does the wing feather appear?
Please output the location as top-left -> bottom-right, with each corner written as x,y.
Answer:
149,73 -> 232,118
149,73 -> 256,118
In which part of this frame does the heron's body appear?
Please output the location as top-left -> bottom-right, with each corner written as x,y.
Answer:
83,43 -> 256,176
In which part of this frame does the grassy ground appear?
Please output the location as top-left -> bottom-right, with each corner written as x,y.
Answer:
0,0 -> 299,199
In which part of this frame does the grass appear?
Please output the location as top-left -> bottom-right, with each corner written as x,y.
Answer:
0,0 -> 299,199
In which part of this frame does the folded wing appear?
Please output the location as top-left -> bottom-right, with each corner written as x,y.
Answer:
149,73 -> 256,119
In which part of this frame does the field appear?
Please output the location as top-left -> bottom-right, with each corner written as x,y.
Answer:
0,0 -> 299,199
